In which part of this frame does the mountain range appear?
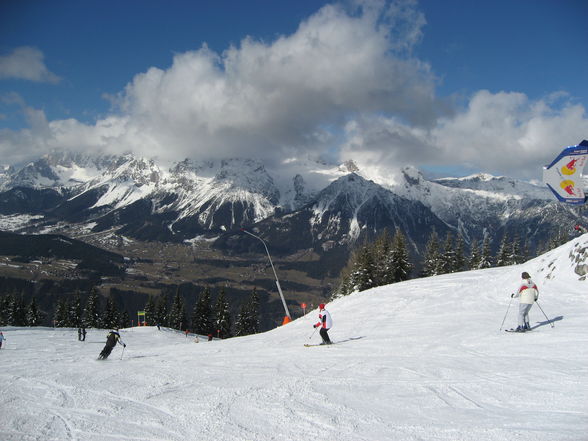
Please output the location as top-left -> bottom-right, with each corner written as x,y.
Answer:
0,151 -> 584,265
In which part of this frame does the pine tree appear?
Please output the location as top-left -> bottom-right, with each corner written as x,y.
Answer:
454,234 -> 466,272
69,291 -> 83,328
495,233 -> 510,267
235,288 -> 260,336
192,287 -> 213,335
144,296 -> 156,326
26,296 -> 42,326
422,230 -> 441,277
83,288 -> 101,328
390,228 -> 412,282
214,288 -> 232,339
0,295 -> 11,325
478,236 -> 493,269
440,232 -> 457,274
349,243 -> 377,292
247,287 -> 260,334
9,294 -> 27,326
168,288 -> 186,330
509,233 -> 523,265
468,239 -> 481,270
102,294 -> 120,329
119,310 -> 131,329
373,229 -> 395,286
53,298 -> 70,327
332,248 -> 359,298
332,270 -> 352,299
155,295 -> 168,328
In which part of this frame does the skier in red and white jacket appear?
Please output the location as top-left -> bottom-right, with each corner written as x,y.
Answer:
313,303 -> 333,345
511,271 -> 539,332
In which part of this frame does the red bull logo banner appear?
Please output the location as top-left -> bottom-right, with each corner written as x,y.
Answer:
543,141 -> 588,205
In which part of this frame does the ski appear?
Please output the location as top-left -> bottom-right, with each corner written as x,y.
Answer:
505,328 -> 531,333
304,336 -> 364,347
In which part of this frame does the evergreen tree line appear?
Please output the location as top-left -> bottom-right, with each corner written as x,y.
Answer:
144,286 -> 261,338
334,228 -> 413,297
1,284 -> 261,338
0,294 -> 43,327
53,288 -> 130,329
333,227 -> 568,297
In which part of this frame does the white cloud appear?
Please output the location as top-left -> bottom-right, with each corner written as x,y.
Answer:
339,90 -> 588,179
1,1 -> 438,166
0,47 -> 60,83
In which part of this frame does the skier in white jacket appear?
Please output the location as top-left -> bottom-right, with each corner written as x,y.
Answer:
511,271 -> 539,332
313,303 -> 333,345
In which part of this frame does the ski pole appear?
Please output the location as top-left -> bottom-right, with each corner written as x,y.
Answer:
500,296 -> 513,331
308,327 -> 318,340
120,345 -> 126,360
535,301 -> 554,328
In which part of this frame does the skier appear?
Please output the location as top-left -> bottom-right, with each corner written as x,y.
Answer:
98,329 -> 126,360
81,327 -> 87,341
77,328 -> 82,341
511,272 -> 539,332
0,331 -> 5,349
313,303 -> 333,345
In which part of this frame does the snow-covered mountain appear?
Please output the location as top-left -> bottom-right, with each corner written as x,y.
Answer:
0,151 -> 584,262
2,234 -> 587,440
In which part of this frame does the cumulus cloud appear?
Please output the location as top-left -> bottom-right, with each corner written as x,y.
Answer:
1,0 -> 587,182
0,46 -> 60,83
341,90 -> 588,179
1,1 -> 440,166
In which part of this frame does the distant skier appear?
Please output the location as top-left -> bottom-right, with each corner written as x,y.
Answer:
511,272 -> 539,332
98,329 -> 126,360
313,303 -> 333,345
574,224 -> 587,234
0,331 -> 5,349
81,327 -> 87,341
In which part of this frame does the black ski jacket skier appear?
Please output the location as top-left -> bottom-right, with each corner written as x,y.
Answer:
106,330 -> 124,348
98,330 -> 125,360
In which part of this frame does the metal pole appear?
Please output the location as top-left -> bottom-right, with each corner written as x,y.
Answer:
500,296 -> 513,331
535,301 -> 554,328
241,229 -> 291,319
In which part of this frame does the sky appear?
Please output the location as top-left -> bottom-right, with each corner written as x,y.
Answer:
0,0 -> 587,180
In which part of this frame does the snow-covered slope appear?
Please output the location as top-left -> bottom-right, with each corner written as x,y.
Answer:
2,234 -> 587,441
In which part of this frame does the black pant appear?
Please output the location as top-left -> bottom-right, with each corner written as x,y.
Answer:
99,344 -> 114,359
320,327 -> 331,344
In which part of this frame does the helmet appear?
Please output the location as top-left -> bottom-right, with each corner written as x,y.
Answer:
521,272 -> 530,279
319,303 -> 325,310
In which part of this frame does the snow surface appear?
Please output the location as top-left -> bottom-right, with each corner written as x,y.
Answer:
1,235 -> 587,441
0,214 -> 44,232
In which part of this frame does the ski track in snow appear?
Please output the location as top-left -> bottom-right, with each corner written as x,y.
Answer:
1,235 -> 588,440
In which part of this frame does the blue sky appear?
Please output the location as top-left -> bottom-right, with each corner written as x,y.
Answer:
1,0 -> 587,180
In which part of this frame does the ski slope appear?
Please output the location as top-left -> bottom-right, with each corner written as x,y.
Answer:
1,235 -> 587,441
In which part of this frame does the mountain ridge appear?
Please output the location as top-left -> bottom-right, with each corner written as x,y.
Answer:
0,151 -> 584,264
